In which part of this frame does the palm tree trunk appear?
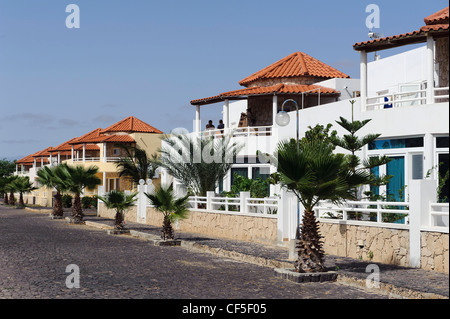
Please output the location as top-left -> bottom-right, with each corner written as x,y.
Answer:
294,210 -> 325,273
4,193 -> 8,204
54,191 -> 63,217
9,191 -> 15,205
72,193 -> 83,221
115,210 -> 125,229
161,215 -> 174,240
18,193 -> 25,208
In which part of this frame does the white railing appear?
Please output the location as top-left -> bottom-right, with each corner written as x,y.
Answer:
188,196 -> 207,209
210,196 -> 241,213
315,200 -> 410,228
73,157 -> 101,162
428,202 -> 449,229
434,87 -> 449,103
202,126 -> 272,139
366,89 -> 426,110
246,197 -> 278,215
188,192 -> 278,218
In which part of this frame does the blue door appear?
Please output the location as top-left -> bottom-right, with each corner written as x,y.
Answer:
386,156 -> 406,223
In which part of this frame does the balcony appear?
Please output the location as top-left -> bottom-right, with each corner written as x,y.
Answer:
366,85 -> 449,111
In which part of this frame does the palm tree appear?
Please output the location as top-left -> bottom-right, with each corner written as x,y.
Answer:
0,177 -> 9,204
158,133 -> 242,196
36,165 -> 70,217
115,144 -> 159,188
11,176 -> 37,208
145,184 -> 190,240
64,165 -> 102,222
97,190 -> 138,229
275,139 -> 369,273
4,175 -> 18,205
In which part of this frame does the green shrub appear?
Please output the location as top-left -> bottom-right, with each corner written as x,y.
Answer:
81,196 -> 97,209
62,194 -> 73,208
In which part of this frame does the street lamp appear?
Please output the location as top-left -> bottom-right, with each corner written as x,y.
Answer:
276,98 -> 301,239
276,99 -> 300,147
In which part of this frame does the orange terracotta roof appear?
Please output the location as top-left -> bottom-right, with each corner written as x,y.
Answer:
424,6 -> 449,25
16,154 -> 36,164
32,147 -> 54,158
71,134 -> 135,144
50,137 -> 80,152
238,52 -> 350,87
354,7 -> 449,51
101,116 -> 163,134
191,84 -> 339,105
69,128 -> 103,144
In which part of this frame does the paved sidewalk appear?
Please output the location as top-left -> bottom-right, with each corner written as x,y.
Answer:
84,214 -> 449,299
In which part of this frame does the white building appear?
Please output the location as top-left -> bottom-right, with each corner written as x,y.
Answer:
174,7 -> 449,207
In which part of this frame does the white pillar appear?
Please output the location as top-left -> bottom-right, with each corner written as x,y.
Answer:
360,50 -> 368,112
206,191 -> 215,211
82,143 -> 86,163
223,99 -> 229,130
103,171 -> 106,193
58,151 -> 61,164
408,179 -> 437,268
272,95 -> 278,126
239,191 -> 250,214
424,133 -> 434,174
102,143 -> 107,163
195,105 -> 201,134
426,36 -> 435,104
71,145 -> 74,164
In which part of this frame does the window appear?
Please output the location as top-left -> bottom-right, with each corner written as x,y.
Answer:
230,168 -> 248,186
369,137 -> 424,150
436,136 -> 449,148
411,154 -> 423,180
113,148 -> 120,156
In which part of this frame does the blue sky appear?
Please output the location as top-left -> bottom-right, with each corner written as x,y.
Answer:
0,0 -> 447,160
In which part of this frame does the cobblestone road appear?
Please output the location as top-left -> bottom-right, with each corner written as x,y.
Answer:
0,207 -> 388,299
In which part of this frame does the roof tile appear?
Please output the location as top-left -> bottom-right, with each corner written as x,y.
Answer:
238,52 -> 350,87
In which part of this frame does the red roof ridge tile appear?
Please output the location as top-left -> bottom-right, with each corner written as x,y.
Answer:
238,51 -> 349,87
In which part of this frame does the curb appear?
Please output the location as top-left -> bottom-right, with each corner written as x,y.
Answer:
81,220 -> 448,299
24,207 -> 53,214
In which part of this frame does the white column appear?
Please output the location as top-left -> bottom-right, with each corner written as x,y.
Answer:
49,153 -> 52,166
71,145 -> 74,164
408,179 -> 436,268
424,133 -> 434,174
426,36 -> 435,104
195,105 -> 201,134
223,99 -> 229,129
360,50 -> 368,112
102,143 -> 107,163
82,143 -> 86,163
239,191 -> 250,214
272,95 -> 278,126
102,171 -> 106,193
58,151 -> 61,164
15,164 -> 18,175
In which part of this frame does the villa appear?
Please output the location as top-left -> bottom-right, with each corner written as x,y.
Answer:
174,7 -> 449,204
14,116 -> 163,207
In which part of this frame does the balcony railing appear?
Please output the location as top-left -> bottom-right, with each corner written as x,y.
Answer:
201,126 -> 272,138
72,157 -> 120,163
366,86 -> 449,110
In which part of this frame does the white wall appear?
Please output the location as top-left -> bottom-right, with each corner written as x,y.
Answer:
315,78 -> 361,100
226,100 -> 248,129
367,46 -> 428,96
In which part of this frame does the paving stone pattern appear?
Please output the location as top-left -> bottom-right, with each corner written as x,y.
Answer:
0,206 -> 389,299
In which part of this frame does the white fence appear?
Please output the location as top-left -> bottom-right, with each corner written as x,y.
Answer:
315,200 -> 410,229
365,86 -> 449,110
188,191 -> 278,218
202,126 -> 272,139
429,202 -> 449,229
